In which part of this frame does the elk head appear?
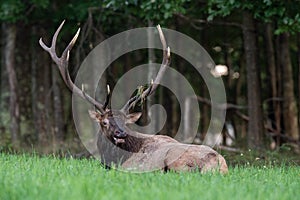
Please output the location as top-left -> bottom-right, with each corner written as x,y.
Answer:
88,109 -> 142,145
39,20 -> 170,146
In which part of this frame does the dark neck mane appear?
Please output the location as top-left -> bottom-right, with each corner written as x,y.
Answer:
117,133 -> 147,152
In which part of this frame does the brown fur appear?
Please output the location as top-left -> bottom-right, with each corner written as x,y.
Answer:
128,135 -> 227,173
96,123 -> 228,173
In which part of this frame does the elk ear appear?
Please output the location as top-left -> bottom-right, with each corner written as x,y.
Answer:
88,110 -> 102,122
126,112 -> 142,124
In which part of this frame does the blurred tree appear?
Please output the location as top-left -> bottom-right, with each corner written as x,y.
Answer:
242,10 -> 264,149
207,0 -> 300,149
2,22 -> 19,148
0,0 -> 50,148
0,0 -> 299,153
207,0 -> 265,149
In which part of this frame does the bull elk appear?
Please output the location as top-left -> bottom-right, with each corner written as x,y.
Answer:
39,21 -> 228,173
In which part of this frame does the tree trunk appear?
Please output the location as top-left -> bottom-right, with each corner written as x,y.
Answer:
275,35 -> 283,141
264,23 -> 281,145
280,33 -> 299,141
235,58 -> 247,140
298,33 -> 300,138
200,26 -> 210,140
38,50 -> 52,151
242,11 -> 264,149
2,23 -> 20,149
0,38 -> 2,127
31,26 -> 39,142
52,63 -> 65,148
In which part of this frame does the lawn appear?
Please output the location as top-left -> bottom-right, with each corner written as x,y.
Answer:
0,153 -> 299,200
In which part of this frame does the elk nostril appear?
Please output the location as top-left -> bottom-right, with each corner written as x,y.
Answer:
114,130 -> 126,138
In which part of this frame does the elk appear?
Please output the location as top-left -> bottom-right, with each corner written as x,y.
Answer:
39,21 -> 228,173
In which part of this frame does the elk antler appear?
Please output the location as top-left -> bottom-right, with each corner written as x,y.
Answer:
121,25 -> 171,113
39,20 -> 106,113
103,85 -> 111,110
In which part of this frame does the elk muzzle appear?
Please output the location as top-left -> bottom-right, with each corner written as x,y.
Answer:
113,129 -> 127,144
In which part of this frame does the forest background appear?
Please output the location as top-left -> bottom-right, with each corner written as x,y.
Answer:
0,1 -> 299,162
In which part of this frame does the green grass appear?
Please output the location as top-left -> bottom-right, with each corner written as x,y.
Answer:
0,153 -> 299,200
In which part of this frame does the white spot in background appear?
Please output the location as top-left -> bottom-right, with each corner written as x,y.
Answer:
232,72 -> 240,79
213,46 -> 222,52
211,64 -> 228,77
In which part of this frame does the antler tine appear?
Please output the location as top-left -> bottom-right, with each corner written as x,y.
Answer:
103,85 -> 111,110
152,25 -> 171,89
39,20 -> 66,66
62,27 -> 80,63
39,20 -> 105,113
121,25 -> 171,113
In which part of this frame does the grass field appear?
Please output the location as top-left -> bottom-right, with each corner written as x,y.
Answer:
0,153 -> 299,200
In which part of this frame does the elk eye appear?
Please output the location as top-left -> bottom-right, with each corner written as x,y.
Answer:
102,119 -> 109,127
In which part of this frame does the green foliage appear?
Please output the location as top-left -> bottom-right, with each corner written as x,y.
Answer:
103,0 -> 189,24
29,0 -> 49,8
0,0 -> 49,22
275,12 -> 300,35
0,153 -> 299,200
61,1 -> 102,22
0,0 -> 25,22
207,0 -> 300,34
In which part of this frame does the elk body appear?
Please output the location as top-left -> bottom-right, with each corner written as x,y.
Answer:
40,21 -> 228,174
